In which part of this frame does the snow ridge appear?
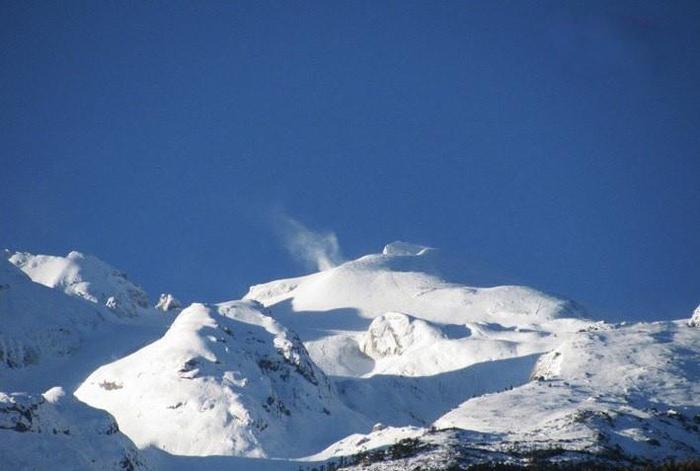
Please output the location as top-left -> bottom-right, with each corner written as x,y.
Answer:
9,251 -> 151,318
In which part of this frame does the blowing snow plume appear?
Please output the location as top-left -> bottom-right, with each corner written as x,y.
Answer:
279,216 -> 343,271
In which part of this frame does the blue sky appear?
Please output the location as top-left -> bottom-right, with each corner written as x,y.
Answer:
1,1 -> 699,321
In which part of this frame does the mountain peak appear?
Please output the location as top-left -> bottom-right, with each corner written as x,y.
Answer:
7,250 -> 150,318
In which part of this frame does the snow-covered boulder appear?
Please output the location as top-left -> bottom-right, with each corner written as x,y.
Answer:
529,348 -> 563,381
8,251 -> 150,318
689,305 -> 700,327
76,300 -> 368,458
359,312 -> 444,358
155,293 -> 182,312
0,387 -> 147,470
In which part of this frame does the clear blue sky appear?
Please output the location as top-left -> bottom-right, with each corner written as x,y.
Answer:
2,1 -> 699,321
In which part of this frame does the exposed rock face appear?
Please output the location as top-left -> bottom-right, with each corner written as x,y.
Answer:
0,387 -> 147,470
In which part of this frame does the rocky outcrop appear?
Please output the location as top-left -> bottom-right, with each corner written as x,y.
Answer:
0,387 -> 147,470
689,305 -> 700,328
359,312 -> 444,358
155,293 -> 182,312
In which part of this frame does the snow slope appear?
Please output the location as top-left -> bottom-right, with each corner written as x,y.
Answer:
243,243 -> 591,431
435,320 -> 700,460
313,320 -> 700,468
0,386 -> 147,470
245,242 -> 588,378
76,300 -> 369,458
9,250 -> 151,318
0,257 -> 102,372
1,249 -> 171,394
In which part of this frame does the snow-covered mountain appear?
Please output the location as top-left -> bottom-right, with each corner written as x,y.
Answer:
1,243 -> 698,470
244,242 -> 588,378
9,250 -> 151,318
0,256 -> 102,372
76,300 -> 369,458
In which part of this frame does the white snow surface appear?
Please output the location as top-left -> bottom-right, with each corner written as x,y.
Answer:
9,250 -> 151,318
75,300 -> 369,458
0,257 -> 102,372
0,386 -> 147,470
317,320 -> 700,467
245,243 -> 589,379
1,242 -> 699,469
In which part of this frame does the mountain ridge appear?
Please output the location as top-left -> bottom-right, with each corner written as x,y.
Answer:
1,244 -> 698,469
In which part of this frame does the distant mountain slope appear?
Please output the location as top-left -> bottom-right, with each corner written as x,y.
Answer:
1,250 -> 171,394
76,300 -> 369,458
0,257 -> 102,372
9,250 -> 151,318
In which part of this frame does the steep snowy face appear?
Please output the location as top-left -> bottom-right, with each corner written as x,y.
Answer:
75,300 -> 368,458
0,258 -> 101,371
0,387 -> 147,470
8,251 -> 150,318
